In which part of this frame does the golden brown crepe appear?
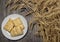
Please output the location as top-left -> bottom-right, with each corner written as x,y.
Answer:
10,27 -> 17,36
10,26 -> 23,37
13,18 -> 22,26
4,19 -> 14,32
15,26 -> 23,35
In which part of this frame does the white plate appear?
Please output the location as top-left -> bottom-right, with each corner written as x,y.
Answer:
1,14 -> 28,40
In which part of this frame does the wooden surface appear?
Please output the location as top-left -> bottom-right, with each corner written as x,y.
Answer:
0,0 -> 41,42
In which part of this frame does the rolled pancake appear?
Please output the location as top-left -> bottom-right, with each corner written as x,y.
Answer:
13,18 -> 22,26
4,19 -> 14,32
10,27 -> 17,37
